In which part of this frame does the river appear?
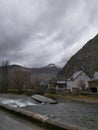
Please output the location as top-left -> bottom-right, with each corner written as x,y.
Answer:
25,100 -> 98,130
0,96 -> 98,130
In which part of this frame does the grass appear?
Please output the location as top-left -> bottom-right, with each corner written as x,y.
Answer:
44,93 -> 98,103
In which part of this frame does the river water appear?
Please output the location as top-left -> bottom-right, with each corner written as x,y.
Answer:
0,96 -> 98,130
26,100 -> 98,130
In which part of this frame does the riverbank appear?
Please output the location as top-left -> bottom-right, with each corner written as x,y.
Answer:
0,109 -> 45,130
44,94 -> 98,103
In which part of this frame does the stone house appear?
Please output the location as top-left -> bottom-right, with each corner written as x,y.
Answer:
56,81 -> 67,90
37,81 -> 49,94
55,80 -> 67,94
67,71 -> 91,92
40,81 -> 49,88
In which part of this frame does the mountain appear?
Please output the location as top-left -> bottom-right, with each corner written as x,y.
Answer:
31,64 -> 60,81
9,64 -> 32,72
8,64 -> 60,82
58,34 -> 98,79
31,63 -> 60,75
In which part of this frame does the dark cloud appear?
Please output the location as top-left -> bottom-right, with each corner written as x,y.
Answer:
0,0 -> 98,67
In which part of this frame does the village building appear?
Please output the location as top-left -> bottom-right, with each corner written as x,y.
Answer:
67,71 -> 91,92
40,81 -> 49,88
56,81 -> 67,90
37,81 -> 49,94
88,72 -> 98,93
55,80 -> 67,94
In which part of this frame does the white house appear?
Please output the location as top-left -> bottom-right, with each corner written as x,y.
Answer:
67,71 -> 91,91
94,72 -> 98,79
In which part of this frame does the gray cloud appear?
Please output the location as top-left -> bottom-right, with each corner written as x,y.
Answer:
0,0 -> 98,67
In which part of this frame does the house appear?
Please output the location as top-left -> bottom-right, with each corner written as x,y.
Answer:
55,80 -> 67,94
40,81 -> 49,88
56,81 -> 67,90
37,81 -> 49,94
88,72 -> 98,93
94,72 -> 98,79
67,71 -> 91,92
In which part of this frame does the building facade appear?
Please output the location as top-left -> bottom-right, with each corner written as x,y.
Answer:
67,71 -> 91,91
88,72 -> 98,93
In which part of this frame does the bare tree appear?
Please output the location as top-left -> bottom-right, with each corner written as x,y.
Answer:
32,78 -> 40,91
77,80 -> 85,91
0,60 -> 9,93
11,70 -> 30,93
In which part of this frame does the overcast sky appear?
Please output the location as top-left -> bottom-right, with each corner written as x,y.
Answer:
0,0 -> 98,67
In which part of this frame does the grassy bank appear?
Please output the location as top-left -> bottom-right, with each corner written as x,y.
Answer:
44,94 -> 98,103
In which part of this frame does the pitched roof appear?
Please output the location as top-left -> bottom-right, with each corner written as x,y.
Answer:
94,72 -> 98,79
40,81 -> 49,86
57,81 -> 66,84
72,71 -> 83,79
68,71 -> 83,81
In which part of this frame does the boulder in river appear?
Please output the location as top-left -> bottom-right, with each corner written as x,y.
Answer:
31,95 -> 57,104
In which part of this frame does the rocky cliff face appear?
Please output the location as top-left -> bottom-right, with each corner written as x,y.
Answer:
58,34 -> 98,79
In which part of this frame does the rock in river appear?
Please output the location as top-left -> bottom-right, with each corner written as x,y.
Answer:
31,95 -> 57,104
